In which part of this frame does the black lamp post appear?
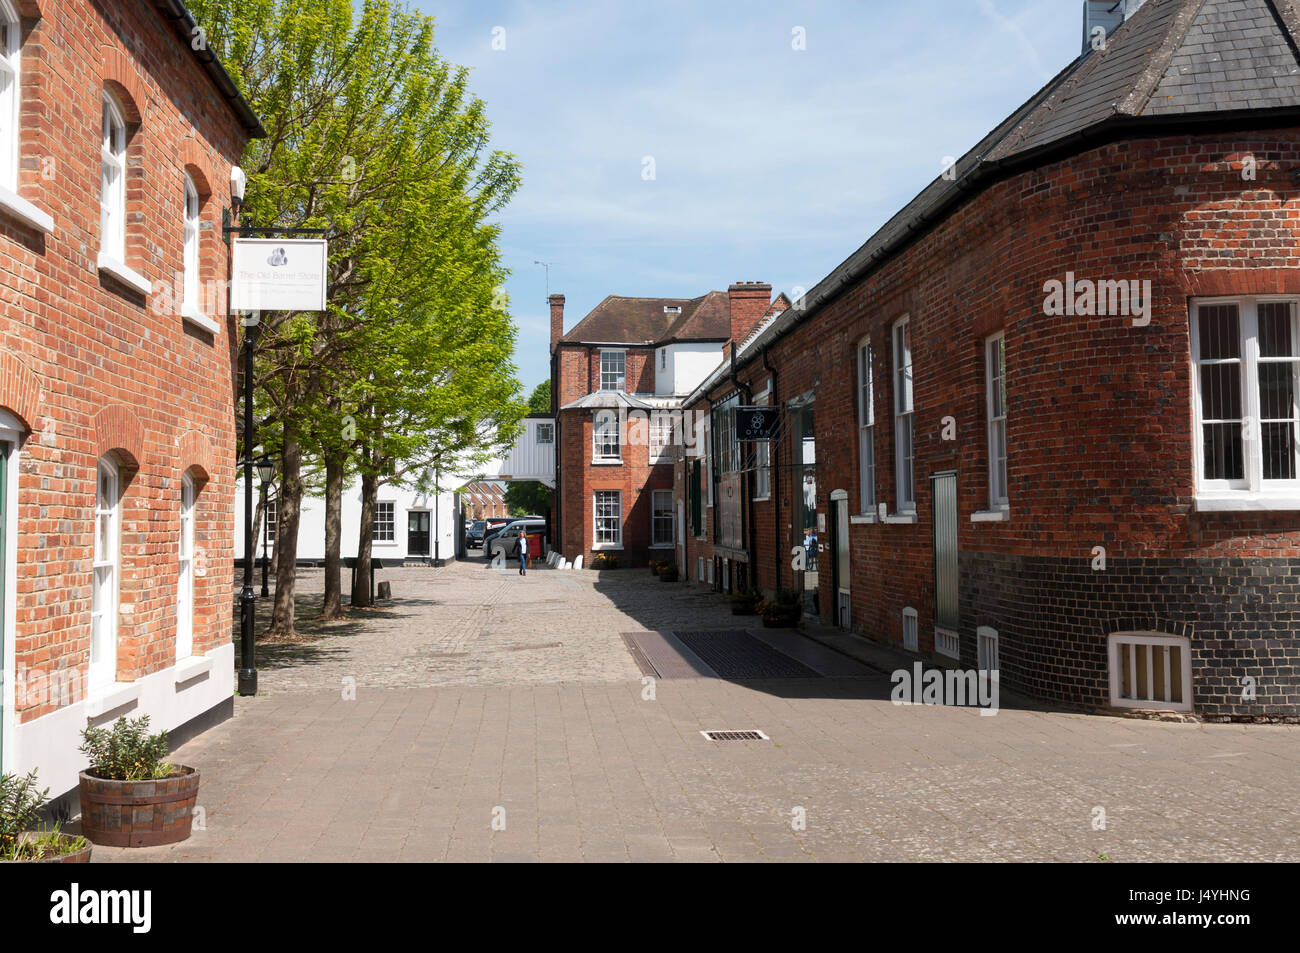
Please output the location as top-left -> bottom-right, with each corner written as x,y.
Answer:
257,456 -> 273,597
238,316 -> 263,698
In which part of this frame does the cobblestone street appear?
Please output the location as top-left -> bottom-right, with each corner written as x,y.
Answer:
94,560 -> 1300,863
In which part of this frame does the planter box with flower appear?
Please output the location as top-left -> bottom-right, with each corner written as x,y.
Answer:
591,552 -> 620,570
658,563 -> 679,582
756,589 -> 802,627
78,715 -> 200,848
0,770 -> 92,864
731,588 -> 762,616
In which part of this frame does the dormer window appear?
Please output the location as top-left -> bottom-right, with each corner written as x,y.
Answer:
664,305 -> 681,314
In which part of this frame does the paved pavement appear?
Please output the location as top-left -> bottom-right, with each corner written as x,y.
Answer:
91,559 -> 1300,862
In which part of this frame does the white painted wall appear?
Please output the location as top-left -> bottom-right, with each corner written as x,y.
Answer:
236,478 -> 461,563
495,416 -> 555,486
8,644 -> 234,801
658,343 -> 725,396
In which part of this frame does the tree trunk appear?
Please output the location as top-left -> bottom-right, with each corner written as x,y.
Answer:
351,469 -> 378,608
267,432 -> 303,638
321,450 -> 344,620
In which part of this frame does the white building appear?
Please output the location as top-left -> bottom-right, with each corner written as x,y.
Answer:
235,415 -> 557,565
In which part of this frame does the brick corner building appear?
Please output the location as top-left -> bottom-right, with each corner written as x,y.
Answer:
676,0 -> 1300,721
0,0 -> 261,801
550,285 -> 786,567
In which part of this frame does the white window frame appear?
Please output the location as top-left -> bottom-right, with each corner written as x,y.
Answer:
265,499 -> 277,546
592,410 -> 621,463
902,606 -> 918,652
599,349 -> 626,392
856,339 -> 875,514
892,316 -> 915,512
1191,296 -> 1300,509
650,488 -> 673,548
593,490 -> 622,549
976,625 -> 999,688
373,501 -> 396,542
985,332 -> 1008,510
535,421 -> 554,444
649,411 -> 673,464
176,473 -> 195,661
182,172 -> 201,315
1107,632 -> 1193,712
753,384 -> 771,501
0,0 -> 20,193
90,457 -> 120,690
100,92 -> 127,264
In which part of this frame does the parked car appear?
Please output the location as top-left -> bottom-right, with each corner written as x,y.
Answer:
478,517 -> 510,549
466,520 -> 487,549
481,515 -> 541,553
486,519 -> 547,559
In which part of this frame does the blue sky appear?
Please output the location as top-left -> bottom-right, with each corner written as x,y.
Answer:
420,1 -> 1083,398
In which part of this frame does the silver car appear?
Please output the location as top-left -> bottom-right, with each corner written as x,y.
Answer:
487,519 -> 547,559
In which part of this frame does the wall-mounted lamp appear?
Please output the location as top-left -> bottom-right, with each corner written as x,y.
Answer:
230,165 -> 247,215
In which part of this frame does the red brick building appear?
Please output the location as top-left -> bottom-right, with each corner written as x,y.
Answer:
0,0 -> 260,801
550,285 -> 784,567
677,0 -> 1300,720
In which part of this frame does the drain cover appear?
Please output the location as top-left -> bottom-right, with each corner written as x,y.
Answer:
700,729 -> 769,742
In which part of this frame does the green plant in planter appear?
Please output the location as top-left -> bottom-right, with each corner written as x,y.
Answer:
79,715 -> 174,781
0,770 -> 88,861
592,552 -> 620,570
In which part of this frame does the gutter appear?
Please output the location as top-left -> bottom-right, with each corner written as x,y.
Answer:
149,0 -> 266,138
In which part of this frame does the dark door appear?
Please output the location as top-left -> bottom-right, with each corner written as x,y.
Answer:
408,510 -> 431,556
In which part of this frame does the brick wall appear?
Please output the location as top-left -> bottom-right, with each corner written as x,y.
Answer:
683,131 -> 1300,718
0,1 -> 249,727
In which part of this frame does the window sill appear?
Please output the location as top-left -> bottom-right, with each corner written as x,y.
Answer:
181,305 -> 220,335
174,654 -> 213,685
648,543 -> 674,550
849,513 -> 877,525
591,459 -> 623,466
971,507 -> 1011,522
752,496 -> 771,503
592,543 -> 623,551
882,512 -> 917,525
97,254 -> 152,296
84,681 -> 141,718
0,185 -> 54,234
1194,494 -> 1300,512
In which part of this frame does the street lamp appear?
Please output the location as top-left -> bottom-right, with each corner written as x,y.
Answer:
237,313 -> 261,698
257,454 -> 274,598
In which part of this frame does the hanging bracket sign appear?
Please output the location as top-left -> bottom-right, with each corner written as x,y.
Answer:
231,238 -> 328,312
735,406 -> 780,441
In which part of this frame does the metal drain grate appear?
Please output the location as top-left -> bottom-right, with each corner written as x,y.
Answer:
700,729 -> 769,742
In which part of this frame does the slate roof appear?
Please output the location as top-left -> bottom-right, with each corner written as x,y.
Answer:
560,291 -> 731,346
712,0 -> 1300,391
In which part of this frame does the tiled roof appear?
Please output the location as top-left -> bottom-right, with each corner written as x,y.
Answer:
560,292 -> 730,345
719,0 -> 1300,387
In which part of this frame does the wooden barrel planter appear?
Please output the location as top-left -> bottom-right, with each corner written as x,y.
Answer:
761,608 -> 800,628
659,568 -> 679,582
1,834 -> 93,864
78,767 -> 200,847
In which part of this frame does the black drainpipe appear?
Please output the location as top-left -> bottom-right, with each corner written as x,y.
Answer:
762,346 -> 780,593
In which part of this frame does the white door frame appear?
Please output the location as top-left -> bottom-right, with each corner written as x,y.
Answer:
0,408 -> 24,774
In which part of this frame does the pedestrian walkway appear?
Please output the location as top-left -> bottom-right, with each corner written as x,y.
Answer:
89,561 -> 1300,862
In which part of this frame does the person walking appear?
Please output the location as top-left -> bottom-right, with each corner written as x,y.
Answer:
518,528 -> 529,576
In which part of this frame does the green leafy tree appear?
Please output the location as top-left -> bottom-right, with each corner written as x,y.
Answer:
190,0 -> 523,631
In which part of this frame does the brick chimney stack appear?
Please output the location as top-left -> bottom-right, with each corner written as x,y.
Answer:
549,294 -> 566,356
727,281 -> 772,347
